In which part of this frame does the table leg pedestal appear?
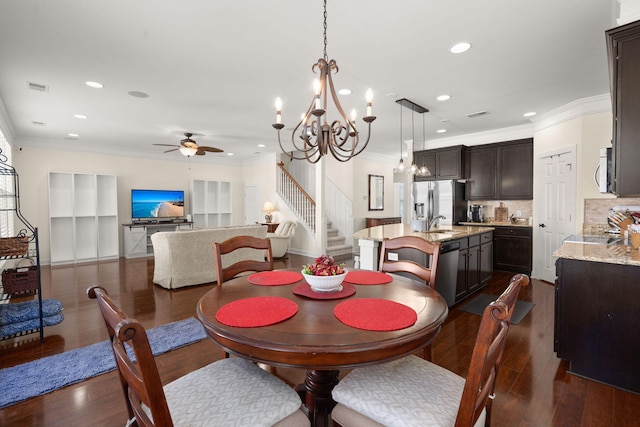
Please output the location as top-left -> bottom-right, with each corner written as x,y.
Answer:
299,369 -> 340,427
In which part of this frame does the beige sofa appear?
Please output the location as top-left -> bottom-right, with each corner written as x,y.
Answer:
151,225 -> 267,289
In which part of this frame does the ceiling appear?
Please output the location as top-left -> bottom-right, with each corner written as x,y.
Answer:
0,0 -> 617,164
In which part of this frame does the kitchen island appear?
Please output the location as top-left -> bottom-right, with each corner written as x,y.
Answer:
553,240 -> 640,394
354,223 -> 495,306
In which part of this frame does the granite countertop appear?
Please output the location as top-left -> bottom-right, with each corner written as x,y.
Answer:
554,241 -> 640,266
353,223 -> 495,243
459,221 -> 532,228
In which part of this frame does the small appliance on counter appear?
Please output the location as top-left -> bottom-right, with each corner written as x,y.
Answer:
468,204 -> 483,223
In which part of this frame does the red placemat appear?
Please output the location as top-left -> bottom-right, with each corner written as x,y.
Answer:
334,298 -> 417,331
215,297 -> 298,327
248,271 -> 303,286
292,282 -> 356,300
344,271 -> 393,285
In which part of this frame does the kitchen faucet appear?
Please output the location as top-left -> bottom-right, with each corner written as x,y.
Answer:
428,215 -> 446,230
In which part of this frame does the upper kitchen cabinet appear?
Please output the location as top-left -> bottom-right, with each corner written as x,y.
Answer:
465,138 -> 533,200
607,20 -> 640,196
413,145 -> 466,181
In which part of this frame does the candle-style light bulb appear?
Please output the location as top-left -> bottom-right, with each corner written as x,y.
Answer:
350,109 -> 357,122
313,79 -> 322,110
275,97 -> 283,124
365,88 -> 373,117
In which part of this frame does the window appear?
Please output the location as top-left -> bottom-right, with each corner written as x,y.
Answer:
0,130 -> 13,237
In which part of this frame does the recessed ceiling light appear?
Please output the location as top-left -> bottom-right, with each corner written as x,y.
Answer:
227,153 -> 234,156
450,42 -> 471,54
338,89 -> 351,95
523,111 -> 537,117
68,133 -> 79,138
437,94 -> 451,101
85,81 -> 104,89
74,114 -> 87,119
128,90 -> 149,98
257,144 -> 265,148
437,129 -> 447,133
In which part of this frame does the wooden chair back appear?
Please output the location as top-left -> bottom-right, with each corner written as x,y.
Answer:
455,274 -> 530,427
87,286 -> 173,427
379,236 -> 442,289
213,235 -> 274,286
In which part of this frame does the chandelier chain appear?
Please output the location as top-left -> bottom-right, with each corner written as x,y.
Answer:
323,0 -> 328,61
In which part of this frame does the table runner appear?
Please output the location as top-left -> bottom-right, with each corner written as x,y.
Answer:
334,298 -> 417,331
292,282 -> 356,300
215,296 -> 298,327
344,271 -> 393,285
247,270 -> 303,286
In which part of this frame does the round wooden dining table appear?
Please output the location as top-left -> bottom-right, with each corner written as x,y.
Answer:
196,269 -> 448,427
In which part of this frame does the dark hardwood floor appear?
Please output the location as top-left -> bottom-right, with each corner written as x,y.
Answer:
1,254 -> 639,426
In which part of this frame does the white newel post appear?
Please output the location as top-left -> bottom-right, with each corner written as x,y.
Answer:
358,239 -> 380,271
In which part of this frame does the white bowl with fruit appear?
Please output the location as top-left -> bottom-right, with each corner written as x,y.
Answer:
302,255 -> 347,292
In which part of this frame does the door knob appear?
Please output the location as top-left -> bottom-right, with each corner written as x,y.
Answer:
539,223 -> 546,228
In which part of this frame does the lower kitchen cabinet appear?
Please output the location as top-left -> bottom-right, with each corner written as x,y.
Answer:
555,257 -> 640,393
493,226 -> 532,274
456,232 -> 493,303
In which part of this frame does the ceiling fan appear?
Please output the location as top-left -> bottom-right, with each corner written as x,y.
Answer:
153,133 -> 223,156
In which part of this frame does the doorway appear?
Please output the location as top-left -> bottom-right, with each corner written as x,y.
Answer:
244,185 -> 260,225
533,145 -> 577,283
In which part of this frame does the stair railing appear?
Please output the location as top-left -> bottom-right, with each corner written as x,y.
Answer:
277,162 -> 316,233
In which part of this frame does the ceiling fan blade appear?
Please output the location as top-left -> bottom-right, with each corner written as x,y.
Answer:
163,148 -> 179,153
198,146 -> 224,153
195,149 -> 206,156
153,143 -> 180,147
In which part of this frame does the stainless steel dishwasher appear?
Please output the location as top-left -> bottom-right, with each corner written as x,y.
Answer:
384,240 -> 460,307
435,240 -> 460,307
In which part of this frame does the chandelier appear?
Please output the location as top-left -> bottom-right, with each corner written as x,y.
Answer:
272,0 -> 376,163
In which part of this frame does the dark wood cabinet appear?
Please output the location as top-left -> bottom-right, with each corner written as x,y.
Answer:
455,232 -> 493,303
365,217 -> 401,228
493,226 -> 532,274
606,20 -> 640,196
555,257 -> 640,393
465,146 -> 497,199
414,145 -> 465,181
465,139 -> 533,200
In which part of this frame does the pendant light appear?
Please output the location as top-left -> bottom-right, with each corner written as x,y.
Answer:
407,109 -> 418,175
416,113 -> 432,177
395,103 -> 405,173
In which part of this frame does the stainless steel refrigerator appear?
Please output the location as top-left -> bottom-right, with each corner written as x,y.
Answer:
412,180 -> 467,226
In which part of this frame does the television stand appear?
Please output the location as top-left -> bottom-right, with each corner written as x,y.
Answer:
123,222 -> 194,259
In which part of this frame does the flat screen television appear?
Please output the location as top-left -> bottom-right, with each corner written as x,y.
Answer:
131,189 -> 185,220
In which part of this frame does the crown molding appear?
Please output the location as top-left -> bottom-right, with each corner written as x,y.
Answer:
531,94 -> 611,132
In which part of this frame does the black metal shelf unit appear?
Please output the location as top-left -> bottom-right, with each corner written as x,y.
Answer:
0,149 -> 44,342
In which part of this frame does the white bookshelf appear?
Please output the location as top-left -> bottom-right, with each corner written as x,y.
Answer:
48,172 -> 119,264
190,180 -> 232,228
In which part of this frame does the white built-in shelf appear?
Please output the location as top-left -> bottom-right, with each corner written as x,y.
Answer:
190,180 -> 232,228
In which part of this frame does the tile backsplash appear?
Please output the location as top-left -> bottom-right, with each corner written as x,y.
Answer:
583,197 -> 640,233
467,200 -> 533,222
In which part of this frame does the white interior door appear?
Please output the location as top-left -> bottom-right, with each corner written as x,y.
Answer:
243,185 -> 260,225
534,146 -> 577,283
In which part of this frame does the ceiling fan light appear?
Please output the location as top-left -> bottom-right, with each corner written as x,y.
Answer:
179,146 -> 198,157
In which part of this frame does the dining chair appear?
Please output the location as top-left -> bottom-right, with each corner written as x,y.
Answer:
379,235 -> 442,289
87,286 -> 309,427
213,235 -> 274,286
379,235 -> 442,360
331,274 -> 530,427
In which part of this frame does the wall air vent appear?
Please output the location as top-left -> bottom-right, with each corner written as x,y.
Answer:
32,121 -> 47,126
27,82 -> 49,92
466,111 -> 488,118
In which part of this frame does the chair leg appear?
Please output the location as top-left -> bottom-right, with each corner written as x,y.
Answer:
422,344 -> 432,361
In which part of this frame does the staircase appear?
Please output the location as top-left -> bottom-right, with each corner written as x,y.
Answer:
326,219 -> 352,260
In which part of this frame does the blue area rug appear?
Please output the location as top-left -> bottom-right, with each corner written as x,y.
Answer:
0,317 -> 207,408
458,293 -> 535,325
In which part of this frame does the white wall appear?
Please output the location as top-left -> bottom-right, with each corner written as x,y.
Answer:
13,146 -> 248,263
